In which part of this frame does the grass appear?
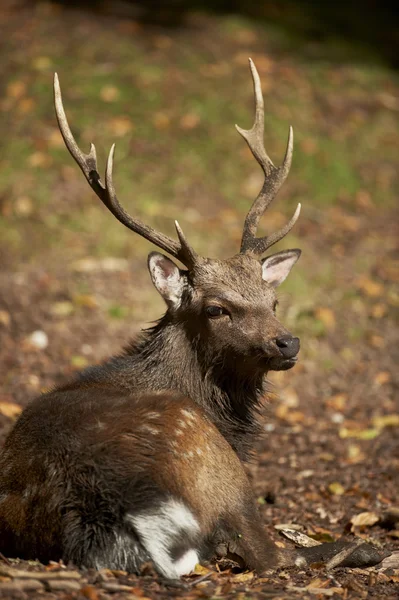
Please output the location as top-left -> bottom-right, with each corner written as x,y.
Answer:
0,8 -> 397,361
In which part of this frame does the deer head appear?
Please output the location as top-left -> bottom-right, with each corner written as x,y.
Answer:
54,59 -> 301,374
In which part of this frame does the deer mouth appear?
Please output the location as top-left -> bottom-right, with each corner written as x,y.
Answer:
267,355 -> 298,371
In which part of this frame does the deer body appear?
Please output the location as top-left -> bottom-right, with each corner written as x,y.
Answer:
0,61 -> 383,577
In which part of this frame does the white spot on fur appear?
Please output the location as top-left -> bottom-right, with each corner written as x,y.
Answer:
139,424 -> 160,435
175,429 -> 183,436
181,409 -> 195,421
174,549 -> 199,576
146,412 -> 160,420
177,419 -> 187,429
196,448 -> 203,456
127,499 -> 200,579
170,440 -> 178,448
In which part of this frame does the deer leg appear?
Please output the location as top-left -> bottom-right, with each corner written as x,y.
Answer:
280,540 -> 386,569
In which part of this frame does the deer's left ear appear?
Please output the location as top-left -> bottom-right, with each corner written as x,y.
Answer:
261,249 -> 301,287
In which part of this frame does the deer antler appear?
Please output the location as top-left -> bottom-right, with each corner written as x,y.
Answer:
53,74 -> 198,269
236,59 -> 301,256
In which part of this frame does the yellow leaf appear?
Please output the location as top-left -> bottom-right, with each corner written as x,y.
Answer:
32,56 -> 52,71
28,152 -> 52,168
231,571 -> 255,583
100,85 -> 120,102
328,482 -> 345,495
350,511 -> 379,528
0,402 -> 22,419
314,307 -> 335,330
152,112 -> 170,130
193,564 -> 212,575
0,310 -> 11,327
373,371 -> 391,386
356,276 -> 384,297
371,303 -> 387,319
339,427 -> 380,440
372,414 -> 399,429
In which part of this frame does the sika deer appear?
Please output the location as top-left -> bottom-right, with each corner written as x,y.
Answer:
0,60 -> 382,578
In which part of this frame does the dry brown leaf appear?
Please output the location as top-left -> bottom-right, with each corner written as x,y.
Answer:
350,511 -> 379,528
0,310 -> 11,327
307,578 -> 330,589
326,393 -> 347,411
0,402 -> 22,419
373,371 -> 391,385
231,571 -> 255,583
7,80 -> 26,99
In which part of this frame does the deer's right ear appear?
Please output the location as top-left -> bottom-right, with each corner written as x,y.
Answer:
148,252 -> 186,309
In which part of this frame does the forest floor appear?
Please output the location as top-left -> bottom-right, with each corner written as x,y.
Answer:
0,1 -> 398,598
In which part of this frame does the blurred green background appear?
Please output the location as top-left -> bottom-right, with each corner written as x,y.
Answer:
0,0 -> 397,394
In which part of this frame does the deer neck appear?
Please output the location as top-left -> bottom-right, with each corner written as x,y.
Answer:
123,317 -> 266,460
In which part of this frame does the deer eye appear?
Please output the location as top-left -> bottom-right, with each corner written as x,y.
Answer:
273,300 -> 278,313
206,305 -> 225,318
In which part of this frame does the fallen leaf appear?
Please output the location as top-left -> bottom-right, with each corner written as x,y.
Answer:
372,414 -> 399,429
50,301 -> 74,317
373,371 -> 391,386
193,564 -> 212,575
231,571 -> 255,583
350,511 -> 379,528
73,295 -> 98,309
356,276 -> 384,297
339,427 -> 380,440
0,401 -> 22,419
14,196 -> 33,217
152,111 -> 170,130
32,56 -> 52,71
307,578 -> 330,589
371,303 -> 387,319
328,482 -> 345,495
107,116 -> 133,137
7,81 -> 26,99
0,310 -> 11,327
100,85 -> 120,102
179,113 -> 201,130
326,393 -> 347,411
28,152 -> 52,168
315,307 -> 336,330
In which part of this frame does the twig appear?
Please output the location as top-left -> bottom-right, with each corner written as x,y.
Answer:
325,540 -> 363,570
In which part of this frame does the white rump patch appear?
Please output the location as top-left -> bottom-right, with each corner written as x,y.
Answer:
127,498 -> 200,579
174,549 -> 199,576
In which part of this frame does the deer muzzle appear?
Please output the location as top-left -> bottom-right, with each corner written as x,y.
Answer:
275,335 -> 300,359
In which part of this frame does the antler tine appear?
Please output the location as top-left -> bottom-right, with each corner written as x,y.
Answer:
54,73 -> 197,269
236,59 -> 298,256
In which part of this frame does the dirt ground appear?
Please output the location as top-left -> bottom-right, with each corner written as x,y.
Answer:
0,1 -> 398,598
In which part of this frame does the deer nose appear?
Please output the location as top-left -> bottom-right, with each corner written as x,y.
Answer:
275,335 -> 300,359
